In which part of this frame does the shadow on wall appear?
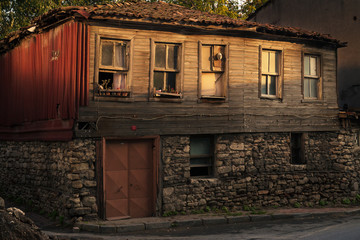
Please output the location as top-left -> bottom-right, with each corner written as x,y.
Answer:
340,85 -> 360,110
338,67 -> 360,110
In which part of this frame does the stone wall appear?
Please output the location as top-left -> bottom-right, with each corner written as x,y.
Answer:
0,139 -> 97,221
161,130 -> 360,213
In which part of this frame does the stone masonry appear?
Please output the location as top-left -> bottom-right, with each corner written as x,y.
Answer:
0,139 -> 97,222
0,130 -> 360,220
161,130 -> 360,213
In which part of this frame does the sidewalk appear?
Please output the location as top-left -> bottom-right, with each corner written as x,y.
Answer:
72,207 -> 360,234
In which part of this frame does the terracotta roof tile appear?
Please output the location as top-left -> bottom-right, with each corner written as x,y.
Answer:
0,0 -> 345,54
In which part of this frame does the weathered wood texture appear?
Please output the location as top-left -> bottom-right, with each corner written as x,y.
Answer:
78,24 -> 339,137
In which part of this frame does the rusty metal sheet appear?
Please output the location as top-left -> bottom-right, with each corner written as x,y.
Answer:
0,21 -> 89,141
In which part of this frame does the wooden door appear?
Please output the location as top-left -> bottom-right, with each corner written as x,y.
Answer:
104,140 -> 154,219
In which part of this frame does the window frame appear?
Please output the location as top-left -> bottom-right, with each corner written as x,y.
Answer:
189,135 -> 215,177
259,47 -> 283,99
150,39 -> 183,100
95,35 -> 133,101
198,41 -> 229,102
302,52 -> 322,100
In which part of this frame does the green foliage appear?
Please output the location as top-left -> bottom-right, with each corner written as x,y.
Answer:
48,210 -> 59,220
342,198 -> 351,205
251,209 -> 266,215
221,206 -> 229,213
162,211 -> 178,217
319,199 -> 328,206
59,215 -> 65,225
293,202 -> 301,208
239,0 -> 268,19
0,0 -> 116,39
165,0 -> 240,19
205,206 -> 211,212
191,209 -> 205,214
355,194 -> 360,203
243,205 -> 255,211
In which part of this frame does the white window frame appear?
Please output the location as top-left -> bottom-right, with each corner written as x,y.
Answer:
259,48 -> 283,99
199,42 -> 228,101
303,53 -> 322,100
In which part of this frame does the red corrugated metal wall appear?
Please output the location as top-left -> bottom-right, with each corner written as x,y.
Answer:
0,21 -> 89,140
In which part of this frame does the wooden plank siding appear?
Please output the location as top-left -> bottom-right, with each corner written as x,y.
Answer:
76,24 -> 339,137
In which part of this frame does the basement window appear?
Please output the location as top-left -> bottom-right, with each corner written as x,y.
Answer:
98,39 -> 130,97
355,131 -> 360,146
290,133 -> 306,165
200,44 -> 226,99
190,136 -> 214,177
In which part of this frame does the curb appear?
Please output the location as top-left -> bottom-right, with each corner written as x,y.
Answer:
74,209 -> 360,234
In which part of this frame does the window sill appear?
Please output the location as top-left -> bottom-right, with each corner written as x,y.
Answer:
290,164 -> 307,171
94,95 -> 134,102
199,96 -> 226,103
149,97 -> 183,103
190,177 -> 219,183
301,99 -> 323,103
154,91 -> 182,98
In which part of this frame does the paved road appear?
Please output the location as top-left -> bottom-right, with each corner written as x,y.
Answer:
46,215 -> 360,240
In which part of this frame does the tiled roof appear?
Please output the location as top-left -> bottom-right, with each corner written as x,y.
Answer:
0,0 -> 345,54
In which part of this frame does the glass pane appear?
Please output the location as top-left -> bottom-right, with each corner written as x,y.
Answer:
190,158 -> 211,166
167,45 -> 178,70
155,44 -> 166,68
202,46 -> 212,71
101,42 -> 113,66
214,73 -> 223,97
304,55 -> 309,75
269,76 -> 276,95
166,72 -> 176,92
310,56 -> 317,76
154,72 -> 164,90
262,51 -> 269,72
113,73 -> 126,90
98,72 -> 113,89
310,79 -> 318,98
304,78 -> 310,98
261,75 -> 267,94
115,43 -> 126,68
201,72 -> 216,96
269,51 -> 278,73
190,137 -> 211,155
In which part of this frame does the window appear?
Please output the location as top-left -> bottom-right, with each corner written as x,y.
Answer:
201,44 -> 226,98
98,39 -> 130,97
261,49 -> 281,98
303,54 -> 321,99
153,43 -> 181,97
190,136 -> 214,177
355,130 -> 360,147
290,133 -> 306,164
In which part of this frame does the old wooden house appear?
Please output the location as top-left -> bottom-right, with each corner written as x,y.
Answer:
0,1 -> 358,221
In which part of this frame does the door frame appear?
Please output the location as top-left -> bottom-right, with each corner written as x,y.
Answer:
96,136 -> 160,219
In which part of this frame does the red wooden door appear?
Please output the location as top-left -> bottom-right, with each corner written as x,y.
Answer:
104,140 -> 154,219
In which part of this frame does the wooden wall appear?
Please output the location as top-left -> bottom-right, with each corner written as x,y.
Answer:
77,23 -> 339,137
